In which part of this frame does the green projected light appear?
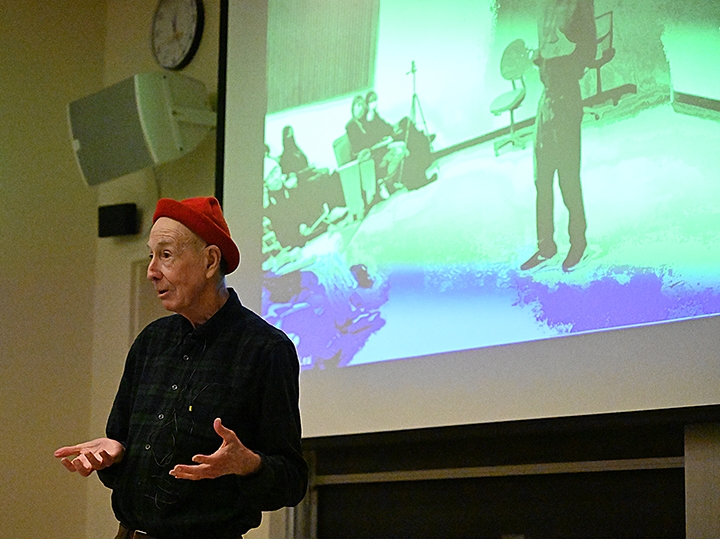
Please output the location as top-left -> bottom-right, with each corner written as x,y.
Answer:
246,0 -> 720,371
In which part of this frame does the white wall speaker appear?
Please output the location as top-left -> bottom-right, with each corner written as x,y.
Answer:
68,72 -> 216,186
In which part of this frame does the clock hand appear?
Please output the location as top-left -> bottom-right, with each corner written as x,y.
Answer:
172,13 -> 184,41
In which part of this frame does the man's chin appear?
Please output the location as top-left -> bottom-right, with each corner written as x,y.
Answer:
157,294 -> 175,311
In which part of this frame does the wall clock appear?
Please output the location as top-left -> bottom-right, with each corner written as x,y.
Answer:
151,0 -> 204,70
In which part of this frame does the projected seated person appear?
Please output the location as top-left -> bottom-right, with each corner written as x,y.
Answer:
264,144 -> 300,212
521,0 -> 596,272
345,93 -> 407,199
395,115 -> 437,191
279,125 -> 330,183
280,125 -> 309,175
359,91 -> 396,149
364,90 -> 438,190
265,143 -> 346,248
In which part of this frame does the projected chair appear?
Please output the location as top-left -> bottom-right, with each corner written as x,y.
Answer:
490,39 -> 534,156
332,134 -> 376,220
583,11 -> 637,108
332,134 -> 353,167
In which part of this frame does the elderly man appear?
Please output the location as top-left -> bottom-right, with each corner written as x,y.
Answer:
55,197 -> 308,539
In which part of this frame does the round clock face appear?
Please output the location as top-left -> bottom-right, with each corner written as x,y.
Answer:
151,0 -> 204,70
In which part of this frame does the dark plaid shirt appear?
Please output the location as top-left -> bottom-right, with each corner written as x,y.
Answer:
97,289 -> 307,539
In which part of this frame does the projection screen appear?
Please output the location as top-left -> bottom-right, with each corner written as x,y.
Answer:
222,0 -> 720,438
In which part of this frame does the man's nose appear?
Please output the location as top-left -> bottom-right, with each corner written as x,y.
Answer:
147,258 -> 160,280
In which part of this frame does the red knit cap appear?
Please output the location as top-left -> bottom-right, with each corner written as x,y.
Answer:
153,197 -> 240,274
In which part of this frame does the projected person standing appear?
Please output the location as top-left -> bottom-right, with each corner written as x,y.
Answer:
521,0 -> 596,272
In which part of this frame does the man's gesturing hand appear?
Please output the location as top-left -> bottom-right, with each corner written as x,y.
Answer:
169,418 -> 262,480
54,438 -> 125,477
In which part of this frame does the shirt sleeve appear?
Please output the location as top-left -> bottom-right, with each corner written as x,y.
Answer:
96,334 -> 142,489
233,339 -> 308,510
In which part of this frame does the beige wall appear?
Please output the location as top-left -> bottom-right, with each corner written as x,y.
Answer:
0,1 -> 103,537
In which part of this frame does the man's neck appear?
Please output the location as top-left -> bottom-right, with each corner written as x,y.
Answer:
183,283 -> 230,328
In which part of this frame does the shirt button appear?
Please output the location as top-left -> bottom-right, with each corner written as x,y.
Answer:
158,413 -> 165,420
183,355 -> 190,361
145,444 -> 151,451
171,384 -> 178,391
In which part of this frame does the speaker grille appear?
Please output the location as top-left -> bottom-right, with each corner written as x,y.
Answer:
69,77 -> 154,186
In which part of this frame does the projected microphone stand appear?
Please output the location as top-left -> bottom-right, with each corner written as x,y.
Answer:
407,60 -> 429,136
396,60 -> 434,188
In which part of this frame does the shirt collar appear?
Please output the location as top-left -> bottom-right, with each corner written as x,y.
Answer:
181,288 -> 241,341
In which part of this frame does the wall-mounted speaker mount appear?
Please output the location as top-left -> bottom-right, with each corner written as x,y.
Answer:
68,72 -> 216,186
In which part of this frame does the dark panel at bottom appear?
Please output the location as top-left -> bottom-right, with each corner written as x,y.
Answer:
317,468 -> 684,539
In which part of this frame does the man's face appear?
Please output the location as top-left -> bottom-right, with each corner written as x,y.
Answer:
147,217 -> 209,316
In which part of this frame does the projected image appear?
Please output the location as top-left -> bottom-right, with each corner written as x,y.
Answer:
253,0 -> 720,371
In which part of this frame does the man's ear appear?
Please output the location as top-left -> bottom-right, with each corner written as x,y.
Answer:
205,245 -> 223,278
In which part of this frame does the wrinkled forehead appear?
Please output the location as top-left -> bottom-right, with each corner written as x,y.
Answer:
148,217 -> 201,250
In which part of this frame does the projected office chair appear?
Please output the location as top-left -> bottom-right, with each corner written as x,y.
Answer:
332,134 -> 376,221
490,39 -> 534,156
583,11 -> 637,108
